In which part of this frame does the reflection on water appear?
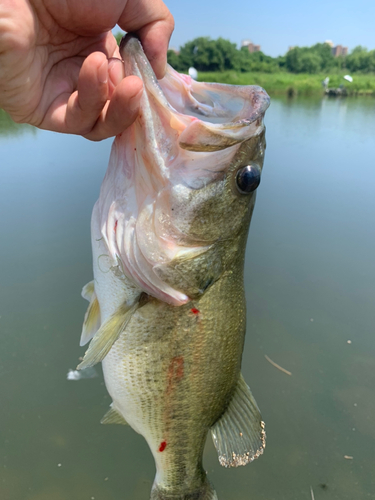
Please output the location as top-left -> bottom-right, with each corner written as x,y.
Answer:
1,97 -> 374,500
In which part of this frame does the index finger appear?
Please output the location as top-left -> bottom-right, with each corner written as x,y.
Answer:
118,0 -> 174,78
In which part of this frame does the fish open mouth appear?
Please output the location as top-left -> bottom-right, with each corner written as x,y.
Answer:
97,35 -> 270,305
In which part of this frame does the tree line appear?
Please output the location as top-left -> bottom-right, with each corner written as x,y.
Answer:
166,37 -> 375,74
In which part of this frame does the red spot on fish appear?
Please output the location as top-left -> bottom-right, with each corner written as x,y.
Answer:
159,441 -> 167,452
134,148 -> 136,151
114,220 -> 118,232
191,308 -> 200,315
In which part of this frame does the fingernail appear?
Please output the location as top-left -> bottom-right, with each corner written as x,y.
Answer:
158,62 -> 167,80
108,58 -> 124,87
153,60 -> 167,80
98,60 -> 108,84
129,87 -> 143,112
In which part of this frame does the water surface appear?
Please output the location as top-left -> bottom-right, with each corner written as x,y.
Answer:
0,97 -> 374,500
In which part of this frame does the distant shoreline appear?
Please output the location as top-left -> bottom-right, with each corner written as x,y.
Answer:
197,71 -> 375,97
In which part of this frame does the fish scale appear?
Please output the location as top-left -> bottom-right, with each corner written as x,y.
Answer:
78,34 -> 269,499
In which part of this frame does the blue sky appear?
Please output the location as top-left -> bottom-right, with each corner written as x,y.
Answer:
164,0 -> 374,56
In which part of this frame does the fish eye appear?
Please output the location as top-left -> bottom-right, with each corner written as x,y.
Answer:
236,163 -> 261,194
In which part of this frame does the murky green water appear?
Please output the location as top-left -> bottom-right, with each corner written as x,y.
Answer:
1,96 -> 374,500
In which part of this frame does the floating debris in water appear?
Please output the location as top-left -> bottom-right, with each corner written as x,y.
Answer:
347,340 -> 352,344
310,486 -> 315,500
67,367 -> 98,381
344,455 -> 354,460
264,355 -> 292,376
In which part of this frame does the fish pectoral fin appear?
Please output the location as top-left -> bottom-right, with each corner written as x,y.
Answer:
101,405 -> 128,426
81,280 -> 95,302
211,373 -> 266,467
77,299 -> 140,370
80,289 -> 101,347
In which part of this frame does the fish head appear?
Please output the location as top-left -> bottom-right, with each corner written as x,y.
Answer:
98,35 -> 269,306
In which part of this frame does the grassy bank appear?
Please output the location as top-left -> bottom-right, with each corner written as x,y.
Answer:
197,71 -> 375,96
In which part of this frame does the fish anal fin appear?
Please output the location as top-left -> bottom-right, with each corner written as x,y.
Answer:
211,374 -> 266,468
77,298 -> 140,370
101,405 -> 128,426
80,292 -> 101,347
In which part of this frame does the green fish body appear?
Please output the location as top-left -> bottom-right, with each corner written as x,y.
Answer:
79,35 -> 269,500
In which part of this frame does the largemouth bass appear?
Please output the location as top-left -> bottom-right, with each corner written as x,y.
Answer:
78,34 -> 270,500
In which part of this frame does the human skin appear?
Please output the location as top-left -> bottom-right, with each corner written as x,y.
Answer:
0,0 -> 174,140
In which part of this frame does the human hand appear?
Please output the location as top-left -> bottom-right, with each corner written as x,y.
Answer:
0,0 -> 174,140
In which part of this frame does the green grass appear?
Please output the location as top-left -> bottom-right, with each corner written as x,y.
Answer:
197,71 -> 375,96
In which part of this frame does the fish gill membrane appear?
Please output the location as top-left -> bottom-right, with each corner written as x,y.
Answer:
78,34 -> 270,500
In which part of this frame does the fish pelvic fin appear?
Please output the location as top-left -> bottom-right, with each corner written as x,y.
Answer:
77,298 -> 140,370
150,478 -> 218,500
81,280 -> 95,301
100,404 -> 128,426
211,373 -> 266,467
80,282 -> 101,347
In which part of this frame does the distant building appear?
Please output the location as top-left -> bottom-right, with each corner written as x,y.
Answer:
241,39 -> 261,53
324,40 -> 348,56
332,44 -> 348,57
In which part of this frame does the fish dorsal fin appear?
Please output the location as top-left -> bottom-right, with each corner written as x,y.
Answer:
101,404 -> 128,426
80,282 -> 101,347
77,299 -> 140,370
211,374 -> 266,467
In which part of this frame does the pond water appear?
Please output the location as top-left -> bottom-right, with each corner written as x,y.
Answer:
1,96 -> 374,500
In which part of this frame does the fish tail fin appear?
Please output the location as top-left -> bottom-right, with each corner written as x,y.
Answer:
150,478 -> 218,500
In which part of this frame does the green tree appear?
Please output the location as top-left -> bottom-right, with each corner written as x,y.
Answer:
346,46 -> 370,72
299,52 -> 322,73
167,50 -> 181,70
286,47 -> 303,72
114,31 -> 125,46
285,42 -> 334,73
178,37 -> 240,72
310,43 -> 334,71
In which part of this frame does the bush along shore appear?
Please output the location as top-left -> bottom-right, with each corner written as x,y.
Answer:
195,71 -> 375,97
164,36 -> 375,97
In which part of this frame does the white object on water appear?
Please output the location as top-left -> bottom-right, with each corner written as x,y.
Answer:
188,67 -> 198,80
67,367 -> 98,380
344,75 -> 353,83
